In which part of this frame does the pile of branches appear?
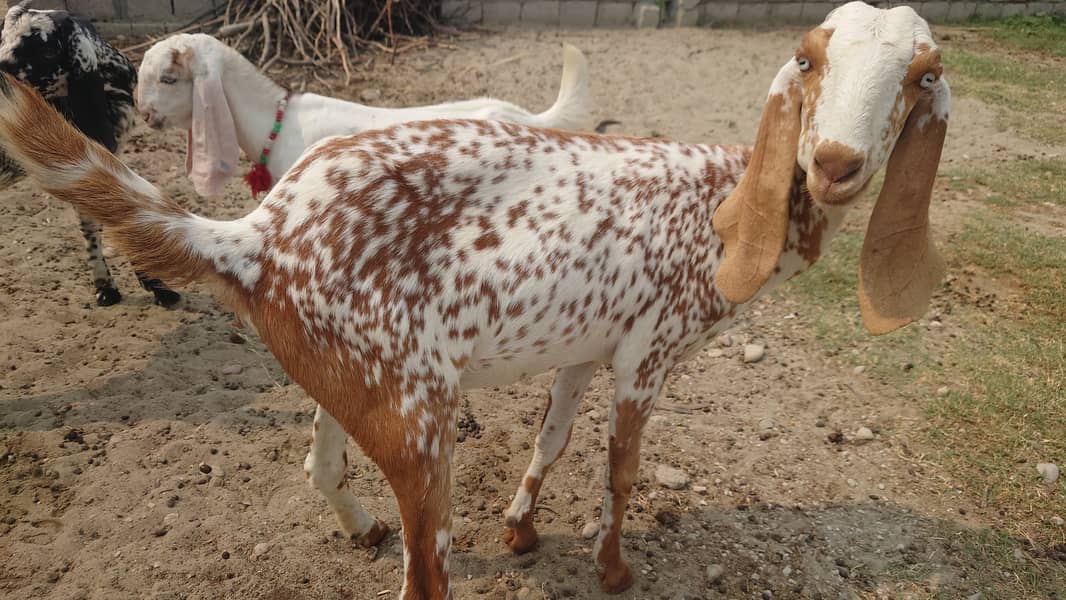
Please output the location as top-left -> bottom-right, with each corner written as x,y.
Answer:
221,0 -> 442,75
124,0 -> 443,80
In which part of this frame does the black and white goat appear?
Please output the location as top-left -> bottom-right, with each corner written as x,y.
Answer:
0,0 -> 179,306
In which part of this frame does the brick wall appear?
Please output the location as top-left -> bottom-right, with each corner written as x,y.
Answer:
9,0 -> 1064,33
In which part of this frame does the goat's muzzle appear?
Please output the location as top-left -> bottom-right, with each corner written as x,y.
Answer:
808,141 -> 866,205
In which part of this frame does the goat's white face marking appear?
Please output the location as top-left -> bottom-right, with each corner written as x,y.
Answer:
136,35 -> 196,129
796,1 -> 943,205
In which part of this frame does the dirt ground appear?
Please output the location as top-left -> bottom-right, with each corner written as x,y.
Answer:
1,27 -> 1064,600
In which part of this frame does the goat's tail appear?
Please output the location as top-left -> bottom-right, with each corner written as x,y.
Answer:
0,73 -> 247,290
532,44 -> 592,131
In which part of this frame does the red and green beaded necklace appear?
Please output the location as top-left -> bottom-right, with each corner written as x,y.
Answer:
243,91 -> 290,199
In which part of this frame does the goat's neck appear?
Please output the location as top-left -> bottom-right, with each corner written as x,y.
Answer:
218,49 -> 289,163
772,167 -> 850,285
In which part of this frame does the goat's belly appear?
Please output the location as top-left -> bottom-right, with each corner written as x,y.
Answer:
460,336 -> 613,389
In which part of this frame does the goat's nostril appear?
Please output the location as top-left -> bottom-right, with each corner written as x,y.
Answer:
813,143 -> 865,184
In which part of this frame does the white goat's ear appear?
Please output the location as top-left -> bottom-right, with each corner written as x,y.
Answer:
713,60 -> 803,304
859,78 -> 950,335
186,48 -> 239,198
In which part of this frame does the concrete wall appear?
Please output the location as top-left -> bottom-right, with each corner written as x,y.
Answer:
443,0 -> 1066,27
10,0 -> 1065,33
7,1 -> 225,36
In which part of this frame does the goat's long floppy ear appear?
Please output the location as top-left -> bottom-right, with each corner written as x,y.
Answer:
858,78 -> 950,335
713,60 -> 803,305
186,48 -> 239,197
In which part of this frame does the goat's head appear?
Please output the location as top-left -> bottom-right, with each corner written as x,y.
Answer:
0,3 -> 87,97
137,34 -> 239,197
713,1 -> 949,336
136,34 -> 204,130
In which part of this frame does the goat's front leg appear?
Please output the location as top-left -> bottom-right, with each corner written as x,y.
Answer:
504,361 -> 598,553
76,213 -> 121,306
134,270 -> 181,307
593,361 -> 669,594
304,405 -> 389,547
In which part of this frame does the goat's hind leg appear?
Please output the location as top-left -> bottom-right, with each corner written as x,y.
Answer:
304,405 -> 388,547
361,386 -> 460,600
135,270 -> 181,307
77,213 -> 121,306
503,361 -> 597,554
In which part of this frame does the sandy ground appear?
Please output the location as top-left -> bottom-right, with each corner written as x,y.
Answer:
1,28 -> 1064,600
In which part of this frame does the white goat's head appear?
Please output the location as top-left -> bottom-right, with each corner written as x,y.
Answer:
135,33 -> 207,130
714,1 -> 950,335
136,34 -> 239,197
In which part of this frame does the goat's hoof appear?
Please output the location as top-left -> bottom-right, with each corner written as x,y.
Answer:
152,288 -> 182,308
95,286 -> 122,306
352,519 -> 389,548
599,561 -> 634,594
502,523 -> 538,554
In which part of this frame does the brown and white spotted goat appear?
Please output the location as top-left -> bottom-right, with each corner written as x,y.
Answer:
0,2 -> 949,597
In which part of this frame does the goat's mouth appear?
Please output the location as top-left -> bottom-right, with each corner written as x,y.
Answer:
805,167 -> 868,207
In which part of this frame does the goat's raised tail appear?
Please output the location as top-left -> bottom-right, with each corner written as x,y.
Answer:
0,73 -> 249,291
532,44 -> 592,131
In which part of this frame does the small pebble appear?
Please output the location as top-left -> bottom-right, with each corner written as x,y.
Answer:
221,364 -> 243,375
1037,463 -> 1059,484
717,334 -> 733,348
692,485 -> 708,495
743,344 -> 766,364
936,386 -> 950,396
705,563 -> 724,583
854,427 -> 875,441
707,348 -> 724,358
360,88 -> 382,102
1050,516 -> 1064,526
163,513 -> 179,526
853,366 -> 866,375
252,542 -> 271,559
198,463 -> 212,475
655,464 -> 689,490
581,521 -> 599,540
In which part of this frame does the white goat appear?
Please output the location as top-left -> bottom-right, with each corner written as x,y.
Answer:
135,32 -> 592,545
0,2 -> 949,598
135,33 -> 591,198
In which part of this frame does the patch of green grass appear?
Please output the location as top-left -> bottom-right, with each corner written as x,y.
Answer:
927,217 -> 1066,543
943,159 -> 1066,207
948,526 -> 1064,599
780,231 -> 931,378
966,15 -> 1066,58
880,524 -> 1065,599
945,48 -> 1066,144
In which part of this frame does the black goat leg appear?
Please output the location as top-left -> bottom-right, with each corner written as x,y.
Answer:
77,213 -> 122,306
135,271 -> 181,308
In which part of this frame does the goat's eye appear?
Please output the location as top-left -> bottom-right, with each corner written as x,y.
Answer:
919,72 -> 936,89
797,57 -> 811,71
160,75 -> 177,85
